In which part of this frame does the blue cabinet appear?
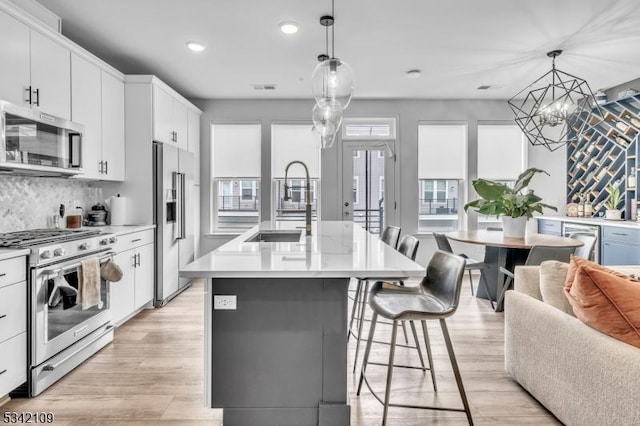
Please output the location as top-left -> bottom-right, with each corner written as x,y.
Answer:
601,226 -> 640,265
537,219 -> 562,236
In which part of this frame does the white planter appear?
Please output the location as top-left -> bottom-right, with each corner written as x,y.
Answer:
605,209 -> 622,220
502,216 -> 527,239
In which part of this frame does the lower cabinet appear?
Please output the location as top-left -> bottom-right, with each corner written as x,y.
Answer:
0,256 -> 27,397
110,238 -> 154,326
600,226 -> 640,266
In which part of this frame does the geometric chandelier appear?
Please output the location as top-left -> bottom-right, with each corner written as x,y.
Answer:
508,50 -> 603,152
311,0 -> 354,149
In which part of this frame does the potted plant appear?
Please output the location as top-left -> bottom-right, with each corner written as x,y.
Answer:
464,168 -> 558,238
604,183 -> 622,220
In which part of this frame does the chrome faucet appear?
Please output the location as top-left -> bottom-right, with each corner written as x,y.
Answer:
283,160 -> 312,236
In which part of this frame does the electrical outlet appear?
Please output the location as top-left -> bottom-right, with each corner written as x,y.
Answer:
213,295 -> 237,310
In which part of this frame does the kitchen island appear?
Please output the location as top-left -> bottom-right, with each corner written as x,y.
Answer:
180,221 -> 425,426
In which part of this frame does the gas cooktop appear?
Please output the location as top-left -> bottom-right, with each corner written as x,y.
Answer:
0,228 -> 102,248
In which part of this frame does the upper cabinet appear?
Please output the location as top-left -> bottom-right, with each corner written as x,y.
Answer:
153,85 -> 189,151
30,29 -> 70,119
71,54 -> 125,181
0,9 -> 71,119
101,71 -> 125,181
0,10 -> 30,107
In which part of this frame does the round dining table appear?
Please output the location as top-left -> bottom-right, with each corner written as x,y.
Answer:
446,230 -> 583,312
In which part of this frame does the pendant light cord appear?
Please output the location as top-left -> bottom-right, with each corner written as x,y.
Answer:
331,0 -> 335,58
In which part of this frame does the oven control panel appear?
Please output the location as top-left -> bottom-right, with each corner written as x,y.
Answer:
32,233 -> 117,266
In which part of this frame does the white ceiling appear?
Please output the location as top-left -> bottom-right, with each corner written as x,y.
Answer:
36,0 -> 640,100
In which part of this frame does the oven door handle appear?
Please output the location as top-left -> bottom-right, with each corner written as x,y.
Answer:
42,325 -> 115,371
41,251 -> 115,277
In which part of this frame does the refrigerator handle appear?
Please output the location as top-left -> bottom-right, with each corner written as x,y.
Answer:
177,172 -> 186,240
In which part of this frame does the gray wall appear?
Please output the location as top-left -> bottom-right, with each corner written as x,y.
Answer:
191,98 -> 566,265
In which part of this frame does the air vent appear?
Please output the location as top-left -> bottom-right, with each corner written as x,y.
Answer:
252,84 -> 277,91
477,85 -> 491,90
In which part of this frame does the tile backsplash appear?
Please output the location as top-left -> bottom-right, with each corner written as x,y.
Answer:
0,176 -> 102,233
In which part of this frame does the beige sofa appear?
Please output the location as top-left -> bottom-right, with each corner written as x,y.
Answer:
504,264 -> 640,426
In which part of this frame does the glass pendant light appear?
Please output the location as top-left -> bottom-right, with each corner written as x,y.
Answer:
312,99 -> 343,148
312,57 -> 354,108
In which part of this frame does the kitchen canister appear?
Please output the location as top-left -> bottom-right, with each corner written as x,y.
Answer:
105,194 -> 127,225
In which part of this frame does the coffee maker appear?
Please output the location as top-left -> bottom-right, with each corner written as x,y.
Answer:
84,203 -> 108,226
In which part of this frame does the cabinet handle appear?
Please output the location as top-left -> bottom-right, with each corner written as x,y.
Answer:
99,161 -> 103,174
137,253 -> 141,266
0,273 -> 6,277
34,88 -> 40,107
25,86 -> 32,104
0,314 -> 6,320
104,161 -> 108,174
131,238 -> 142,243
612,232 -> 628,236
0,369 -> 6,376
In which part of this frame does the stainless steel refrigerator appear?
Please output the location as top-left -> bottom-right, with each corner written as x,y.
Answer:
153,142 -> 195,306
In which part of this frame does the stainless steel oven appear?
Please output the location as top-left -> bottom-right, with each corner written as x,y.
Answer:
0,228 -> 118,396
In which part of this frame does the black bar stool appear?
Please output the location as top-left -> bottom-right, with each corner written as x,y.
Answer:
357,250 -> 474,425
351,235 -> 431,377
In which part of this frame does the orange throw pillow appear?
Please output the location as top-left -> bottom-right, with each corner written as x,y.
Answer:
564,260 -> 640,348
564,255 -> 633,290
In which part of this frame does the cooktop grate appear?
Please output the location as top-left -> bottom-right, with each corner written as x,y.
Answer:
0,228 -> 102,248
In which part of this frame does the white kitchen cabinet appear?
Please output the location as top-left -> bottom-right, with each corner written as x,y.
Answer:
0,255 -> 27,398
101,71 -> 125,181
187,108 -> 201,184
134,243 -> 155,310
0,9 -> 70,119
71,55 -> 125,181
153,84 -> 189,151
110,250 -> 135,325
71,53 -> 102,180
0,9 -> 30,107
29,29 -> 71,120
110,229 -> 155,326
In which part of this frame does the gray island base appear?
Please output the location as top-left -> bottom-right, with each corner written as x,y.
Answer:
181,221 -> 425,426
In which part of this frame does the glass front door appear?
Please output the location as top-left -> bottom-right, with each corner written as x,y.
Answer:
342,142 -> 395,235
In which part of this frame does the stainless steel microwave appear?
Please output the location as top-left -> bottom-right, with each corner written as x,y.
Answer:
0,100 -> 84,176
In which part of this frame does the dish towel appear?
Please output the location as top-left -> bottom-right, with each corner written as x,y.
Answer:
80,257 -> 102,310
48,274 -> 78,309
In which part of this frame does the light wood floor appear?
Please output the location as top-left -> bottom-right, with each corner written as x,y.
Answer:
2,278 -> 560,425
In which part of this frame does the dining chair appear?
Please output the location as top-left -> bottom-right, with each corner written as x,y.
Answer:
569,233 -> 597,261
351,234 -> 426,373
496,245 -> 576,311
357,250 -> 473,426
433,233 -> 491,305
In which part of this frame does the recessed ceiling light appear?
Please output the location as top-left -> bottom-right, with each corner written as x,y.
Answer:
186,41 -> 205,52
279,21 -> 300,35
406,69 -> 422,79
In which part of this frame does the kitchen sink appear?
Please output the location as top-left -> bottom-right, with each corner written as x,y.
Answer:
245,230 -> 303,243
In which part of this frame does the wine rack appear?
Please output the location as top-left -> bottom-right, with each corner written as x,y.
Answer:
567,93 -> 640,218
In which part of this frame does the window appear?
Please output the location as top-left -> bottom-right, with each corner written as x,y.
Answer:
271,124 -> 321,222
353,177 -> 359,205
417,123 -> 466,232
476,124 -> 526,229
342,118 -> 396,140
211,124 -> 261,232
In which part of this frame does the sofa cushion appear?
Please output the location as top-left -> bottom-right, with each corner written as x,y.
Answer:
564,257 -> 640,348
539,261 -> 574,316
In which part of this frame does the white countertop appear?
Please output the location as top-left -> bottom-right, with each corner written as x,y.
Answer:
0,248 -> 30,261
537,216 -> 640,230
88,224 -> 155,236
180,221 -> 426,279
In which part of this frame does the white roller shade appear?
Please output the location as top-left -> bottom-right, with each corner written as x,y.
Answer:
477,124 -> 526,180
271,124 -> 321,179
212,124 -> 261,178
418,124 -> 466,179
